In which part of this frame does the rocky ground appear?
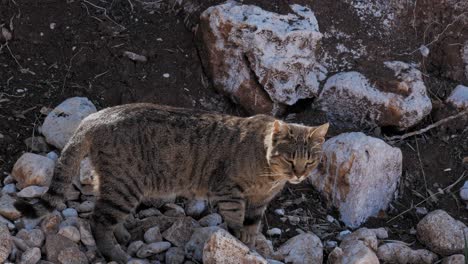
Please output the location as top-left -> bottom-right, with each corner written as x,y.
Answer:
0,0 -> 468,263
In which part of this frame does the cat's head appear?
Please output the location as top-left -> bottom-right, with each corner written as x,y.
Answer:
265,121 -> 329,184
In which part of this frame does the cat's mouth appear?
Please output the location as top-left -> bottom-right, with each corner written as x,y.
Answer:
288,176 -> 306,184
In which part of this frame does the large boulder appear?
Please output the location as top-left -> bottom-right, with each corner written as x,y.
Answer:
11,153 -> 55,189
198,2 -> 326,114
309,132 -> 402,228
274,233 -> 323,264
318,61 -> 432,129
417,210 -> 468,256
41,97 -> 96,149
203,229 -> 267,264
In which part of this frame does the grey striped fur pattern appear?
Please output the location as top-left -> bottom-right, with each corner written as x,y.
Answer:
15,103 -> 329,263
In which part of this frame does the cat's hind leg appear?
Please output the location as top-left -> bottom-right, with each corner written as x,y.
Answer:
91,174 -> 143,263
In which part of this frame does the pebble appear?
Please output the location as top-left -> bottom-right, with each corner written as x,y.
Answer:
144,226 -> 162,243
77,201 -> 94,213
58,226 -> 81,243
46,151 -> 59,162
337,230 -> 352,240
185,200 -> 206,217
163,73 -> 170,78
415,207 -> 428,215
19,247 -> 41,264
266,228 -> 282,236
165,247 -> 185,264
62,208 -> 78,219
274,209 -> 285,216
198,213 -> 223,227
16,229 -> 45,248
17,186 -> 48,198
136,242 -> 171,258
459,181 -> 468,201
326,215 -> 335,223
127,240 -> 145,257
2,184 -> 16,194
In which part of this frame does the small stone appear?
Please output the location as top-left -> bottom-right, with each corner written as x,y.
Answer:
136,242 -> 171,258
266,228 -> 282,236
328,241 -> 379,264
41,213 -> 62,234
137,208 -> 162,218
41,97 -> 97,149
16,229 -> 44,248
185,226 -> 222,262
198,213 -> 223,227
58,226 -> 80,243
377,243 -> 438,264
203,229 -> 267,264
57,247 -> 89,264
163,73 -> 170,78
326,215 -> 335,223
12,236 -> 29,252
127,240 -> 145,257
144,226 -> 162,243
62,208 -> 78,219
17,186 -> 48,198
337,230 -> 352,241
45,234 -> 80,263
275,233 -> 323,264
3,175 -> 14,185
163,203 -> 185,217
123,51 -> 148,63
459,181 -> 468,201
274,209 -> 285,216
77,201 -> 94,213
185,200 -> 206,217
0,215 -> 15,230
446,85 -> 468,110
46,151 -> 58,162
19,247 -> 41,264
162,217 -> 200,247
11,153 -> 55,188
286,215 -> 300,225
417,210 -> 468,256
165,247 -> 185,264
0,224 -> 12,263
2,184 -> 16,194
24,136 -> 49,153
325,240 -> 338,249
0,194 -> 21,220
442,254 -> 465,264
415,207 -> 428,215
126,259 -> 150,264
78,220 -> 96,247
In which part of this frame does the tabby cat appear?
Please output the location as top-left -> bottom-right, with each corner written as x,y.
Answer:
15,103 -> 328,263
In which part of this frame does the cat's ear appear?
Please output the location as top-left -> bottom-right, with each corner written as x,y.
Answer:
309,123 -> 329,144
272,120 -> 290,137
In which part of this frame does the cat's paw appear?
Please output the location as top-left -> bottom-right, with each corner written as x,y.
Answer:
235,228 -> 256,248
114,224 -> 131,245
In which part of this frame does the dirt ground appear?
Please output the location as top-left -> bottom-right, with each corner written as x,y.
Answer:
1,0 -> 467,256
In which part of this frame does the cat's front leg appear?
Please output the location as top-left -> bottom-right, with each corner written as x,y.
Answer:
241,203 -> 267,247
212,187 -> 246,238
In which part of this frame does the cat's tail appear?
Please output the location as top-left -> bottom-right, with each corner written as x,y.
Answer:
15,124 -> 92,218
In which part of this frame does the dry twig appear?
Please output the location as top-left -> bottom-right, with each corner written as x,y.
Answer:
387,109 -> 468,142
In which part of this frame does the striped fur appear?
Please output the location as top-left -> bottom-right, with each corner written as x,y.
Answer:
15,103 -> 328,263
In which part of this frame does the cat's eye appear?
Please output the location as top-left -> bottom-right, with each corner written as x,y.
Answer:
306,161 -> 317,167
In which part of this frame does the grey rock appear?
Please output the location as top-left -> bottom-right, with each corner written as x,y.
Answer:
0,193 -> 22,220
162,217 -> 200,247
17,186 -> 48,198
77,201 -> 94,213
442,254 -> 465,264
78,220 -> 96,247
24,136 -> 49,153
127,240 -> 145,257
185,226 -> 222,262
136,242 -> 171,258
377,243 -> 438,264
57,247 -> 89,264
198,213 -> 222,227
144,226 -> 162,243
40,212 -> 62,234
446,85 -> 468,110
137,208 -> 162,219
0,215 -> 15,230
2,184 -> 16,194
16,229 -> 45,248
46,151 -> 58,162
185,200 -> 206,217
11,153 -> 55,189
163,204 -> 185,217
417,210 -> 468,256
0,224 -> 12,263
126,259 -> 149,264
62,208 -> 78,219
41,97 -> 97,149
45,234 -> 79,263
276,233 -> 323,264
19,247 -> 41,264
165,247 -> 185,264
266,228 -> 282,236
58,226 -> 81,243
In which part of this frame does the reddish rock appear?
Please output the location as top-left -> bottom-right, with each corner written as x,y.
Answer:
11,153 -> 55,189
